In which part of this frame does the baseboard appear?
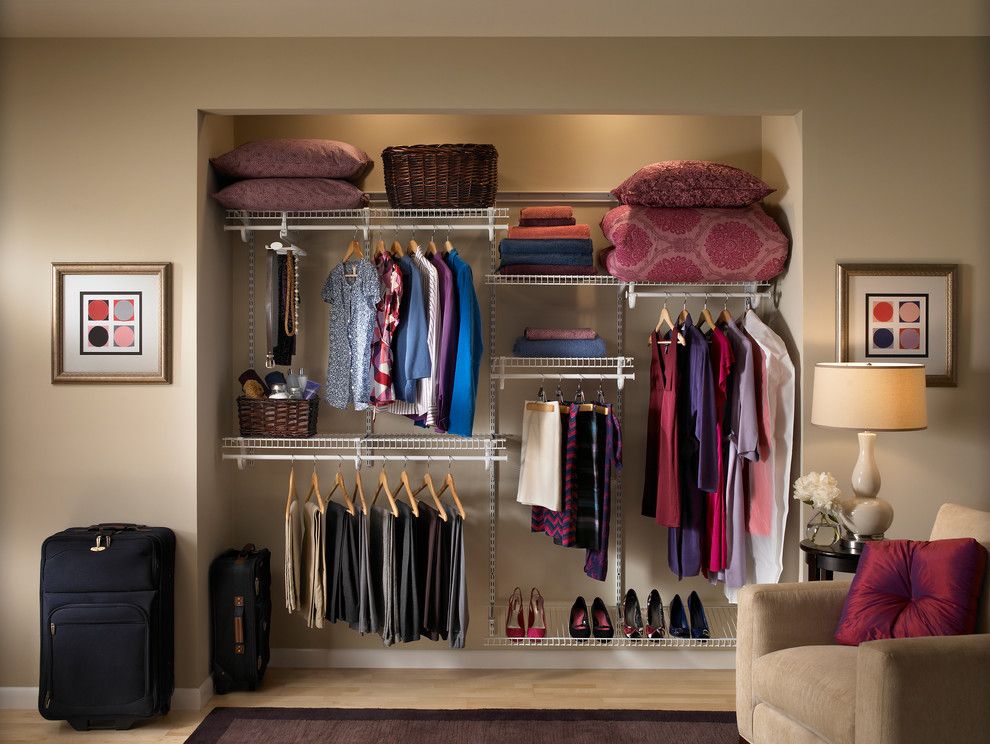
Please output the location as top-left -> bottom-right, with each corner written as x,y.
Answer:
0,677 -> 213,711
271,647 -> 735,670
0,687 -> 37,710
172,676 -> 214,710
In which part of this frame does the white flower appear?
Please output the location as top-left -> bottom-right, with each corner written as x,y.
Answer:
792,471 -> 842,512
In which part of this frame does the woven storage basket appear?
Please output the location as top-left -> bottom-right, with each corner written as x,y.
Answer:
382,144 -> 498,208
237,396 -> 319,438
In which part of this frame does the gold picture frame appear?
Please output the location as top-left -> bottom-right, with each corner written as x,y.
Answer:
52,262 -> 172,384
837,263 -> 957,387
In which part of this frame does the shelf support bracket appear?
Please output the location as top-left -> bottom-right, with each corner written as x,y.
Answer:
625,283 -> 637,309
487,206 -> 495,243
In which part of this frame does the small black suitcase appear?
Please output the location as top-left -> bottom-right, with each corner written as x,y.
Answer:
39,523 -> 175,730
209,544 -> 271,694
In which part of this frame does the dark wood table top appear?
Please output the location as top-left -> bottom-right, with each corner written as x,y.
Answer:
799,539 -> 860,559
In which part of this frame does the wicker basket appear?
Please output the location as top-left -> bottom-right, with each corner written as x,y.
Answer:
237,396 -> 319,438
382,144 -> 498,208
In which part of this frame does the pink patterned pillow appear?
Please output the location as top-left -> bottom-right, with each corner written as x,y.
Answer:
211,139 -> 371,180
600,204 -> 789,282
612,160 -> 774,208
212,178 -> 369,211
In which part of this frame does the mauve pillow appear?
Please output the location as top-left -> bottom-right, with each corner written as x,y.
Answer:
210,139 -> 371,180
600,204 -> 789,282
612,160 -> 775,208
212,178 -> 369,211
835,538 -> 988,646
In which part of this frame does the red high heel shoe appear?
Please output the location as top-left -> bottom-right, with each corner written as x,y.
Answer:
527,588 -> 547,640
505,587 -> 525,640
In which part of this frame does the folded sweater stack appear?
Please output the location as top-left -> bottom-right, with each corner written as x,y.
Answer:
512,327 -> 606,357
498,206 -> 597,274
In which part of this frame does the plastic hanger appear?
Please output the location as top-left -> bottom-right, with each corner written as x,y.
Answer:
284,459 -> 298,520
324,462 -> 356,516
352,467 -> 368,516
372,467 -> 399,517
305,459 -> 326,513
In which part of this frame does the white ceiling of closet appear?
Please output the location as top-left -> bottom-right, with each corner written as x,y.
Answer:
0,0 -> 986,38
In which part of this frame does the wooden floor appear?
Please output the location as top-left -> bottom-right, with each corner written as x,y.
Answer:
0,667 -> 736,743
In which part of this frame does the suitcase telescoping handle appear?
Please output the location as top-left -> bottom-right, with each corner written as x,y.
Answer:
233,596 -> 245,655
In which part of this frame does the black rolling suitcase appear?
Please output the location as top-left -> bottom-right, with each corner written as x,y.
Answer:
39,523 -> 175,730
209,544 -> 271,694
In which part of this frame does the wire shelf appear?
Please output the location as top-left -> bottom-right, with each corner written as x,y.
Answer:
494,356 -> 634,370
485,602 -> 737,649
224,208 -> 510,238
222,435 -> 506,451
486,274 -> 622,286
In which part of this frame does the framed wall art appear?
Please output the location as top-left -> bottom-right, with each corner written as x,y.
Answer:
837,263 -> 957,387
52,262 -> 172,383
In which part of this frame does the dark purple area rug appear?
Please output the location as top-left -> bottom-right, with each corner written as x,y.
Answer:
185,707 -> 738,743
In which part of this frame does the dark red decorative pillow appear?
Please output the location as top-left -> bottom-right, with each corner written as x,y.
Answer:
611,160 -> 775,208
211,139 -> 371,180
835,538 -> 987,646
212,178 -> 369,211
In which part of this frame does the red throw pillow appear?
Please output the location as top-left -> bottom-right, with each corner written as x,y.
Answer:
835,538 -> 987,646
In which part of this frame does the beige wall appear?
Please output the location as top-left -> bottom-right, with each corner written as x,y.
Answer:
1,37 -> 988,687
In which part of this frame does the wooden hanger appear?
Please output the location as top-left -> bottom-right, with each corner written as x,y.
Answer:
373,238 -> 387,258
352,469 -> 368,516
408,238 -> 421,255
434,471 -> 466,520
305,461 -> 325,513
443,238 -> 454,254
426,238 -> 439,256
390,239 -> 404,258
324,466 -> 356,516
343,239 -> 364,263
284,461 -> 298,520
652,299 -> 686,347
697,299 -> 717,333
372,468 -> 399,517
716,298 -> 734,326
393,467 -> 420,517
411,472 -> 448,522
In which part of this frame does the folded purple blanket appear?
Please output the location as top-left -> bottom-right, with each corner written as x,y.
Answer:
498,264 -> 600,276
525,327 -> 598,341
519,217 -> 577,227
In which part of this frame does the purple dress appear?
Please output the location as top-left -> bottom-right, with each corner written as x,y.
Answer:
668,315 -> 718,579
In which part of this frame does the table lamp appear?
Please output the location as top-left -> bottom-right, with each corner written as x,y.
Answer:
811,362 -> 927,552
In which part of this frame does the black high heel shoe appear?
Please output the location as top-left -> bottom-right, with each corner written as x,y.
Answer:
646,589 -> 666,639
591,597 -> 615,640
688,590 -> 711,640
622,589 -> 644,639
668,593 -> 689,638
569,596 -> 591,640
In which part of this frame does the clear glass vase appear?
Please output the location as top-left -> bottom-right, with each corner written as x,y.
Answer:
806,510 -> 842,546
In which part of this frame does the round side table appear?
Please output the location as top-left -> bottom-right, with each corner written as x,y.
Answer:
799,539 -> 862,581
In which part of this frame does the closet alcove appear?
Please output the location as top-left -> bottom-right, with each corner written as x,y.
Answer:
200,112 -> 803,667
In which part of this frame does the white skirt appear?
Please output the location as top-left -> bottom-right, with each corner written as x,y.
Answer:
516,401 -> 562,510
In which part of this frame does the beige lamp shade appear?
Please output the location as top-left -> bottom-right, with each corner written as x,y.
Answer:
811,363 -> 928,431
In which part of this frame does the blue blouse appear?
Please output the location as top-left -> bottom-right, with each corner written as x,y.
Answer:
445,249 -> 483,437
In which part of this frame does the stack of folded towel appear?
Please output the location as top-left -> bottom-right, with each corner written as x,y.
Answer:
498,206 -> 597,275
512,327 -> 607,357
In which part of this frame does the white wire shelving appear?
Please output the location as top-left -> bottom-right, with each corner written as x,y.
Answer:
486,273 -> 622,286
484,602 -> 737,648
492,356 -> 636,391
224,207 -> 511,242
221,434 -> 507,470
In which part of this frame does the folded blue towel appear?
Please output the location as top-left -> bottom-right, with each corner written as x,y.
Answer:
498,238 -> 593,257
499,253 -> 594,268
512,337 -> 607,358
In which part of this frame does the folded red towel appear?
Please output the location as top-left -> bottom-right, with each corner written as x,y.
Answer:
498,264 -> 599,276
525,327 -> 598,341
518,217 -> 577,227
508,224 -> 591,240
520,205 -> 573,220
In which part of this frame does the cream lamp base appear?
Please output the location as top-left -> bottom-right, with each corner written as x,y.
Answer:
837,431 -> 894,553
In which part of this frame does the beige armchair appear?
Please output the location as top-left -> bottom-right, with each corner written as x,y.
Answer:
737,503 -> 990,744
